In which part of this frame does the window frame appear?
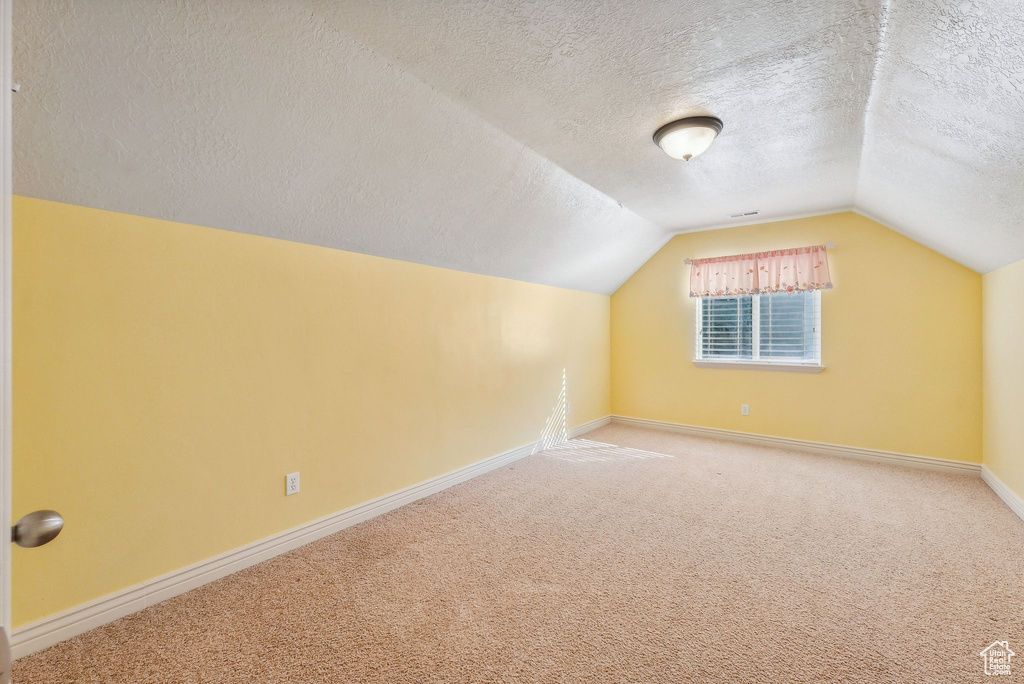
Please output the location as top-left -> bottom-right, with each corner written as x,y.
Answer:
693,291 -> 824,373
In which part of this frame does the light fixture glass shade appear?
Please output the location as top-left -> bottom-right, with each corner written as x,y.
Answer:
653,116 -> 724,161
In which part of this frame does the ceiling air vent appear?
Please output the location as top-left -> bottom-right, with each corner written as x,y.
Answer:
729,210 -> 760,218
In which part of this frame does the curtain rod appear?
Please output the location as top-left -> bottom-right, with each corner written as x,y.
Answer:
683,241 -> 835,265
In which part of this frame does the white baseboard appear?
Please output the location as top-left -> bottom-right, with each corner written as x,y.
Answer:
567,415 -> 611,436
981,466 -> 1024,523
11,416 -> 611,659
29,413 -> 1009,658
610,415 -> 982,476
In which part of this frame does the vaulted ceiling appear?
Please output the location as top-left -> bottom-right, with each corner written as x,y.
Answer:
12,0 -> 1024,294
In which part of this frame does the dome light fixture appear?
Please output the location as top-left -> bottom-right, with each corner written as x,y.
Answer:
653,116 -> 724,161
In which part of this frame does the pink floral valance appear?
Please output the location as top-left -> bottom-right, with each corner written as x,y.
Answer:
689,245 -> 833,298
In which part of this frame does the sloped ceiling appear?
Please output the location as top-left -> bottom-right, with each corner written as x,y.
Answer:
326,0 -> 881,232
11,1 -> 664,294
856,0 -> 1024,273
12,1 -> 1024,293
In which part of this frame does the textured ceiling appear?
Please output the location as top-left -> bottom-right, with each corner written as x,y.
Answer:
857,0 -> 1024,272
11,1 -> 664,294
12,0 -> 1024,291
327,0 -> 882,231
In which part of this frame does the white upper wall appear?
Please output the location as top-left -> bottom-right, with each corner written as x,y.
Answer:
857,0 -> 1024,273
12,0 -> 1024,288
12,1 -> 665,295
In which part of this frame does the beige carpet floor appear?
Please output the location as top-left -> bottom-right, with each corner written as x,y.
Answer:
14,424 -> 1024,682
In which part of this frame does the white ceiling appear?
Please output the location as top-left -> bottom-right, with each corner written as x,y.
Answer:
856,0 -> 1024,273
11,1 -> 664,294
327,0 -> 881,231
12,0 -> 1024,293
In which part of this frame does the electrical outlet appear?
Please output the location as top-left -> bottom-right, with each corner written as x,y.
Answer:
566,401 -> 572,414
285,472 -> 300,496
741,404 -> 750,416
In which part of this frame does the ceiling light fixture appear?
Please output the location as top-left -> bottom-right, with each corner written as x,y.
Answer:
653,116 -> 724,161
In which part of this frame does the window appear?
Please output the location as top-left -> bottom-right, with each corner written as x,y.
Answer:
696,291 -> 821,368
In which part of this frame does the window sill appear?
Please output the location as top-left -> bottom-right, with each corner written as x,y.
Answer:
693,360 -> 825,374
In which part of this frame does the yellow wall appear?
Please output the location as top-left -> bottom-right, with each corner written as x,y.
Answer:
611,212 -> 982,463
12,196 -> 610,626
13,200 -> 1002,627
982,258 -> 1024,501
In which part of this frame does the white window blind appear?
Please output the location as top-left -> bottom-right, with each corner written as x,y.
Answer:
696,291 -> 821,364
